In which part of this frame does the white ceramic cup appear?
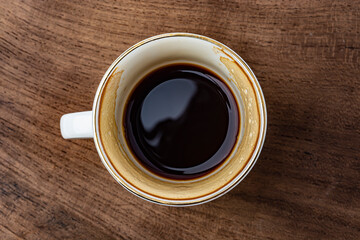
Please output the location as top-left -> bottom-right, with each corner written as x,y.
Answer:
60,33 -> 267,206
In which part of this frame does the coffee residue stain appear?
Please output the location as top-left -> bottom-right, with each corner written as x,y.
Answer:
213,46 -> 262,185
98,67 -> 125,156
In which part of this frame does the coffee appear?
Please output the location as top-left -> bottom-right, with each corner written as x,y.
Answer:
124,64 -> 239,179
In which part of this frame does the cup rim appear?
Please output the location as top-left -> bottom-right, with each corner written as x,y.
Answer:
92,32 -> 267,206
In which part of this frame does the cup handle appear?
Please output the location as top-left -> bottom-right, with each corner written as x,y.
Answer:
60,111 -> 93,139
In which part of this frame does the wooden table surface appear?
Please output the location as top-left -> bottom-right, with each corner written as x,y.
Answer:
1,0 -> 359,239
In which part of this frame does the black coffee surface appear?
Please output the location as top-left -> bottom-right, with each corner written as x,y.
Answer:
124,64 -> 239,179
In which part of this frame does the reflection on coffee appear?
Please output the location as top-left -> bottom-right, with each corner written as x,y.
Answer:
124,64 -> 239,179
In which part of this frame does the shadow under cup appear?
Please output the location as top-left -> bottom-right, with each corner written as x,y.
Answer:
94,33 -> 267,206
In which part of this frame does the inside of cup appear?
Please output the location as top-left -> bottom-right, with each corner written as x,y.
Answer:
95,34 -> 265,205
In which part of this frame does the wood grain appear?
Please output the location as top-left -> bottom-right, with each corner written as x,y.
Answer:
1,0 -> 359,239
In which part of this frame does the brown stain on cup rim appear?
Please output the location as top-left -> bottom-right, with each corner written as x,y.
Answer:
98,64 -> 260,201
